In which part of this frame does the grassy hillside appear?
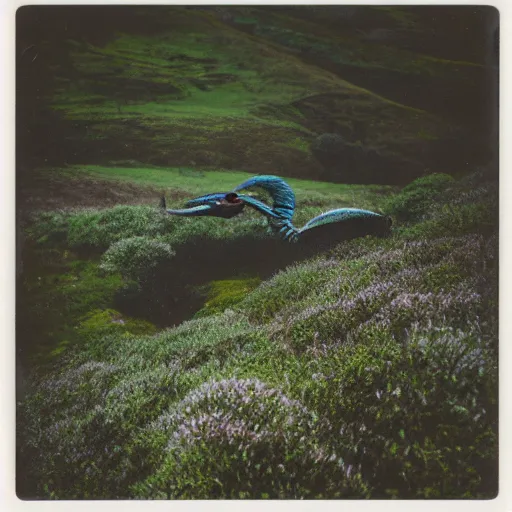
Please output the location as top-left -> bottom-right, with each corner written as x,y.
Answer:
16,5 -> 498,501
53,11 -> 439,181
17,6 -> 498,185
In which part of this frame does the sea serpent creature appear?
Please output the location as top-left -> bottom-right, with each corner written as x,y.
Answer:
161,175 -> 391,243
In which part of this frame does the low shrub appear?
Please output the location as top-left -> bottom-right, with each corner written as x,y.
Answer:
286,237 -> 490,353
17,171 -> 499,500
18,311 -> 266,499
25,211 -> 69,246
383,173 -> 455,223
297,323 -> 497,498
132,378 -> 366,499
100,236 -> 175,280
67,205 -> 174,249
240,257 -> 345,322
399,201 -> 496,239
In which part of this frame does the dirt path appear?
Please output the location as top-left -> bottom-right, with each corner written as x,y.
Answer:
17,169 -> 189,216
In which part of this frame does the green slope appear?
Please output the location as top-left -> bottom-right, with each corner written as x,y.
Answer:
42,7 -> 463,183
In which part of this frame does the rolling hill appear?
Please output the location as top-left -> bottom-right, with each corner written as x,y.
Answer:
17,6 -> 498,186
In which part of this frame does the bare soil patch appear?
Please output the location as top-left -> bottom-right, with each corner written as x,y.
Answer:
17,170 -> 188,216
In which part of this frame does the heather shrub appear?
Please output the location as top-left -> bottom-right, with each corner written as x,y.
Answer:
160,212 -> 269,246
18,361 -> 124,498
240,255 -> 386,323
240,257 -> 344,322
30,204 -> 270,256
288,272 -> 482,353
66,205 -> 174,249
18,312 -> 266,499
261,234 -> 493,352
372,283 -> 483,335
297,323 -> 497,498
77,310 -> 258,373
100,236 -> 175,280
383,173 -> 455,222
19,358 -> 199,499
400,200 -> 496,239
133,378 -> 366,499
102,363 -> 187,432
26,210 -> 69,245
287,280 -> 397,352
18,169 -> 498,500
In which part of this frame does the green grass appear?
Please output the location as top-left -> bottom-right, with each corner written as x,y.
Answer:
54,27 -> 328,122
66,164 -> 393,210
45,7 -> 454,181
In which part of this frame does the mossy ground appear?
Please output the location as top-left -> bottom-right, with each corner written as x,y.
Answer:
194,277 -> 262,318
16,246 -> 157,369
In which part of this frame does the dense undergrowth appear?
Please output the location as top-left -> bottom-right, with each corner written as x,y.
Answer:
17,170 -> 498,499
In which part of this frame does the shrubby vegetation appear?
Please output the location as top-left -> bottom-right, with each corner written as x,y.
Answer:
383,173 -> 455,222
100,236 -> 175,280
18,3 -> 497,499
133,378 -> 366,499
67,205 -> 175,250
30,203 -> 272,253
18,170 -> 498,499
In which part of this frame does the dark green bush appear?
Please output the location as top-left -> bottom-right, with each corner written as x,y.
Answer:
310,133 -> 387,184
26,211 -> 69,246
384,173 -> 455,222
400,201 -> 496,239
100,236 -> 175,280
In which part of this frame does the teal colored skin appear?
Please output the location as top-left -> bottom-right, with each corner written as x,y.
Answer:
163,175 -> 390,242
